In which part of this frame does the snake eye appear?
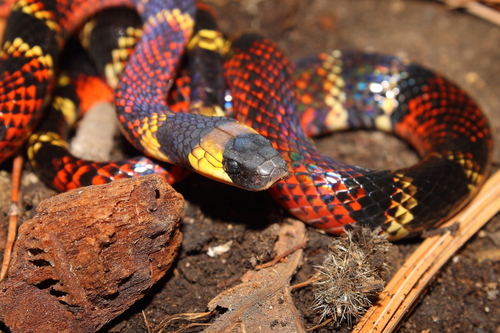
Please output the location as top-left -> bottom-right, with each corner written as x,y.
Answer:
225,159 -> 241,174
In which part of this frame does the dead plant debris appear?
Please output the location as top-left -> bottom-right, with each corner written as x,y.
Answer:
205,219 -> 308,333
312,226 -> 391,326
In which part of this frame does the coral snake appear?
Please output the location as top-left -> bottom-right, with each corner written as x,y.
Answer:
0,0 -> 492,240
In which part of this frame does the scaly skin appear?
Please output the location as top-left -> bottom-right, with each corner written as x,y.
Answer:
0,0 -> 288,191
225,34 -> 492,240
2,2 -> 492,240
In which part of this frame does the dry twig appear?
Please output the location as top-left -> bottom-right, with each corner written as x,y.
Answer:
439,0 -> 500,25
0,155 -> 23,281
154,311 -> 215,333
254,241 -> 307,270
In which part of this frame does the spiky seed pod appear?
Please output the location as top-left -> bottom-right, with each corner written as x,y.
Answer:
312,226 -> 391,326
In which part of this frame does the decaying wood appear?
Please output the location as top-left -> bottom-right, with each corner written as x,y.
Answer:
0,174 -> 184,333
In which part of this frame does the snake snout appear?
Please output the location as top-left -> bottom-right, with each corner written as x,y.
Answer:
223,133 -> 288,191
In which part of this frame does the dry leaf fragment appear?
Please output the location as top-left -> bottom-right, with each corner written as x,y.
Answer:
205,219 -> 307,333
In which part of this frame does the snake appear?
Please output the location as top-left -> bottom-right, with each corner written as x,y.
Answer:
0,0 -> 288,192
26,4 -> 224,189
0,0 -> 493,240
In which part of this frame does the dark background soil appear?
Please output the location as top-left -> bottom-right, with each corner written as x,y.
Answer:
1,1 -> 500,332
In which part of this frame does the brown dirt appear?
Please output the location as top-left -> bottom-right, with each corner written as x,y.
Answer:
1,1 -> 500,332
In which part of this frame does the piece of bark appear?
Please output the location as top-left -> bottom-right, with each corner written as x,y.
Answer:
0,174 -> 184,333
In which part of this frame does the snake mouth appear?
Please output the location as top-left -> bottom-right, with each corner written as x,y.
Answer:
223,133 -> 289,191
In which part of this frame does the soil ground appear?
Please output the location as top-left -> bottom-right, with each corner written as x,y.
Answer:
1,1 -> 500,332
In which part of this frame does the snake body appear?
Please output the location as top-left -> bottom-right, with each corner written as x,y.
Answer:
0,0 -> 493,239
226,35 -> 492,239
0,0 -> 288,191
27,4 -> 225,190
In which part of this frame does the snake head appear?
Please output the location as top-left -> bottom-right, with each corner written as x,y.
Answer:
180,117 -> 288,191
223,132 -> 289,191
159,114 -> 288,191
